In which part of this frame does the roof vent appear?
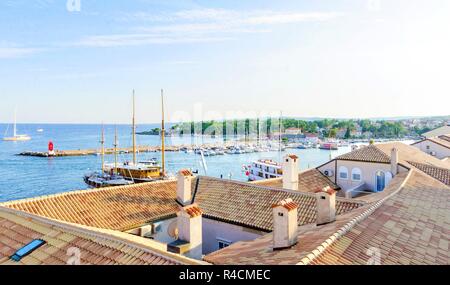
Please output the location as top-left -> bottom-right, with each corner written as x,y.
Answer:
10,239 -> 46,262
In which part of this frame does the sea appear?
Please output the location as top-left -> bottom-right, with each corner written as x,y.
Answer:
0,123 -> 360,202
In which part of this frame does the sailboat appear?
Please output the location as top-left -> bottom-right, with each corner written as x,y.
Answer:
103,90 -> 167,183
3,109 -> 31,141
84,125 -> 134,188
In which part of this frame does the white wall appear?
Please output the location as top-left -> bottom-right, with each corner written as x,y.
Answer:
317,160 -> 408,195
202,218 -> 265,254
148,217 -> 265,256
412,140 -> 450,159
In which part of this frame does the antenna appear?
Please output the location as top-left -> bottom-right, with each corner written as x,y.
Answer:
161,89 -> 166,176
100,123 -> 105,173
114,125 -> 118,175
13,107 -> 17,137
132,90 -> 137,165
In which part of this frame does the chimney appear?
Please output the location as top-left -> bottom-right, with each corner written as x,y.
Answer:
282,154 -> 299,191
315,186 -> 336,225
177,169 -> 194,206
174,204 -> 203,259
390,148 -> 398,176
272,198 -> 298,249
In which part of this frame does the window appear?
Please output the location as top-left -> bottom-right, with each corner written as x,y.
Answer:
426,145 -> 430,150
351,168 -> 362,181
338,166 -> 349,180
10,239 -> 46,262
217,239 -> 231,249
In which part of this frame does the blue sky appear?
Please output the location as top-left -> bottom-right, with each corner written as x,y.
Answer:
0,0 -> 449,123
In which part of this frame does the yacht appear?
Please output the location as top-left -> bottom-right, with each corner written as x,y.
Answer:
3,109 -> 31,141
84,125 -> 134,188
247,159 -> 283,181
319,142 -> 338,150
111,90 -> 167,183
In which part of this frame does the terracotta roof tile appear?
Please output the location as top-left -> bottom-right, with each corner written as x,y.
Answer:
336,145 -> 391,163
194,177 -> 363,232
314,186 -> 337,195
204,171 -> 449,265
251,168 -> 339,193
179,169 -> 193,176
183,204 -> 203,218
0,207 -> 198,265
407,161 -> 450,186
311,170 -> 450,265
272,198 -> 298,211
2,180 -> 181,231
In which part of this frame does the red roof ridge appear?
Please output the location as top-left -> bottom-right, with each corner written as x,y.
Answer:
182,204 -> 203,218
179,169 -> 193,176
272,198 -> 299,211
314,186 -> 337,195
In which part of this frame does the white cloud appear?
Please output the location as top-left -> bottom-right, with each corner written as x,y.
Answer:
0,47 -> 41,59
73,34 -> 232,47
77,9 -> 342,48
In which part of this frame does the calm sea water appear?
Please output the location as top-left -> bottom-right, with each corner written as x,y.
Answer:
0,123 -> 355,202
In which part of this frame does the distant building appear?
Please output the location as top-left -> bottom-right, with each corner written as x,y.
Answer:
282,127 -> 303,140
336,128 -> 347,139
302,132 -> 320,143
317,142 -> 450,198
284,127 -> 302,135
421,124 -> 450,138
411,135 -> 450,159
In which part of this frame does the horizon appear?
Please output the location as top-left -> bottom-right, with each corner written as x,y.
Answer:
1,0 -> 450,123
0,114 -> 449,126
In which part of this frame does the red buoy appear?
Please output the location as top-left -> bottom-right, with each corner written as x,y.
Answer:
48,141 -> 54,152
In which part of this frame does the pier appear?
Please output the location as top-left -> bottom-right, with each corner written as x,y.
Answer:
18,142 -> 252,157
19,145 -> 180,157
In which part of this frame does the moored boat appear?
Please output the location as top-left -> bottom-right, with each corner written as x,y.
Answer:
247,159 -> 283,181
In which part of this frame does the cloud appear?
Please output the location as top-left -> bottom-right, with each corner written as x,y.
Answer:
73,34 -> 232,47
0,47 -> 41,59
74,9 -> 342,48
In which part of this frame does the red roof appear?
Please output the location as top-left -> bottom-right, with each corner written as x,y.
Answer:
183,204 -> 203,218
272,198 -> 299,212
179,169 -> 193,177
315,186 -> 337,195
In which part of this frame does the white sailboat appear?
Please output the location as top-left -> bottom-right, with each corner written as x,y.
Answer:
3,109 -> 31,141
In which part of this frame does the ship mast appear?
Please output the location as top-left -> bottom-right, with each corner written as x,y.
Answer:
114,126 -> 118,175
161,89 -> 166,176
13,107 -> 17,137
132,90 -> 137,165
101,123 -> 105,173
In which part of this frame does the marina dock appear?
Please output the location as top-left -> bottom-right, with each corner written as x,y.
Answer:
17,140 -> 292,158
19,145 -> 181,157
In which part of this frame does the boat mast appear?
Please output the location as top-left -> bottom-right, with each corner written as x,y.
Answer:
101,123 -> 105,173
114,126 -> 118,175
279,111 -> 283,153
13,107 -> 17,137
132,90 -> 137,165
161,89 -> 166,176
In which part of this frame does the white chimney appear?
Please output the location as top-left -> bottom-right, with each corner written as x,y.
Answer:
315,186 -> 336,225
282,154 -> 299,191
272,198 -> 298,250
177,204 -> 203,259
177,169 -> 194,206
390,148 -> 399,176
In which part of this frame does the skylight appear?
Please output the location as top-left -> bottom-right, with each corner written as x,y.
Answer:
10,239 -> 46,262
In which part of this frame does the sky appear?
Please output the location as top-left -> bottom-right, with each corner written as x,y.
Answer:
0,0 -> 449,124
